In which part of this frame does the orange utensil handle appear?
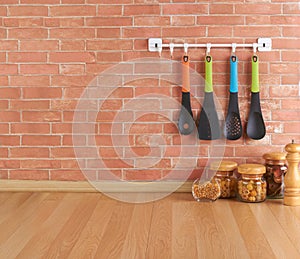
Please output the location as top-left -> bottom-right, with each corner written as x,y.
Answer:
182,55 -> 190,93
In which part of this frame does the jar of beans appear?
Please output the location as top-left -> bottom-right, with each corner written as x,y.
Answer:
237,164 -> 267,203
192,178 -> 221,202
263,152 -> 287,199
210,160 -> 238,198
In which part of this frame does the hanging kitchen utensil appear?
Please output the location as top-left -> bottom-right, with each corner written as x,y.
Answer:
224,55 -> 242,140
246,55 -> 266,140
197,55 -> 221,140
178,55 -> 194,135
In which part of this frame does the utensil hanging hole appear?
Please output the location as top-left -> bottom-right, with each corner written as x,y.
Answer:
206,56 -> 211,62
231,56 -> 236,62
253,55 -> 258,62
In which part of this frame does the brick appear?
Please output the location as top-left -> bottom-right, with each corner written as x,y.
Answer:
10,76 -> 50,87
62,135 -> 85,146
0,170 -> 8,180
86,17 -> 132,27
96,52 -> 122,62
50,28 -> 95,39
0,29 -> 6,38
11,123 -> 50,134
60,40 -> 85,51
208,27 -> 233,37
20,160 -> 60,170
273,38 -> 300,49
49,52 -> 95,63
0,6 -> 7,16
51,75 -> 95,87
0,124 -> 9,134
234,26 -> 281,37
22,111 -> 61,122
123,27 -> 161,38
283,4 -> 300,14
4,18 -> 43,27
8,6 -> 48,16
62,0 -> 85,3
60,64 -> 85,75
8,52 -> 47,63
50,170 -> 86,181
50,147 -> 75,158
0,160 -> 20,169
135,16 -> 170,26
0,100 -> 8,109
0,148 -> 8,157
97,28 -> 120,38
171,16 -> 194,26
210,4 -> 233,14
284,122 -> 300,133
124,5 -> 160,15
0,40 -> 18,50
60,159 -> 79,169
20,40 -> 59,51
0,111 -> 20,122
22,135 -> 61,146
97,5 -> 122,15
87,0 -> 131,3
21,0 -> 60,3
10,147 -> 49,158
10,100 -> 50,110
281,51 -> 300,62
51,100 -> 77,110
50,6 -> 96,16
52,123 -> 72,133
162,26 -> 206,37
10,170 -> 49,180
272,110 -> 300,121
270,16 -> 300,25
87,40 -> 133,50
235,4 -> 281,14
197,16 -> 243,25
282,99 -> 300,110
283,27 -> 300,37
246,16 -> 271,25
20,64 -> 59,75
270,63 -> 299,74
8,28 -> 47,39
163,4 -> 208,15
271,134 -> 300,145
23,87 -> 62,99
282,75 -> 299,85
0,136 -> 20,146
0,64 -> 18,75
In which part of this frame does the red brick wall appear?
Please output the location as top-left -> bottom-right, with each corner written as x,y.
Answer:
0,0 -> 299,181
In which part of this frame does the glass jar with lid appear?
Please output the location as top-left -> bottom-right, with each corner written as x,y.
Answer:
210,160 -> 238,198
237,164 -> 267,203
192,178 -> 221,202
263,152 -> 287,199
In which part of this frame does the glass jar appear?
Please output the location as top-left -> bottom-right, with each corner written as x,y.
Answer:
210,160 -> 237,198
263,152 -> 287,199
237,164 -> 267,203
192,178 -> 221,202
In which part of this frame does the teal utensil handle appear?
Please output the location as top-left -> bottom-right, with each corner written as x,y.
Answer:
251,55 -> 259,93
205,55 -> 213,93
230,56 -> 238,93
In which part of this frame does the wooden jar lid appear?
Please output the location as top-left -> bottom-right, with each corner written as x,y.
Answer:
263,152 -> 287,163
210,160 -> 238,171
238,164 -> 266,175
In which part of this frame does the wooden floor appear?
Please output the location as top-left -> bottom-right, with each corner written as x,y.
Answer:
0,192 -> 299,259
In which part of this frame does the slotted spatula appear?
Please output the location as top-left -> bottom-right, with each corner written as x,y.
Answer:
178,55 -> 194,135
197,55 -> 221,140
246,55 -> 266,140
224,55 -> 242,140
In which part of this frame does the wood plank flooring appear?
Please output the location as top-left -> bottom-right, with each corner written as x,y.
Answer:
0,192 -> 299,259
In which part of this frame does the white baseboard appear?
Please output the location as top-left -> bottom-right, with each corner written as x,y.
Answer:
0,180 -> 193,193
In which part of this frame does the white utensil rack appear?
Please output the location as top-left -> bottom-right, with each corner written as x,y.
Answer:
148,38 -> 272,56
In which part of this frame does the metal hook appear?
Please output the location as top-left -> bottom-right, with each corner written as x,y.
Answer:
158,45 -> 162,57
169,43 -> 174,58
253,43 -> 258,54
231,43 -> 237,55
206,43 -> 211,56
183,43 -> 188,56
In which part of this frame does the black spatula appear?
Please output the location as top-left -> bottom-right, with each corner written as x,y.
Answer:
178,55 -> 194,135
246,55 -> 266,140
224,55 -> 242,140
197,55 -> 221,140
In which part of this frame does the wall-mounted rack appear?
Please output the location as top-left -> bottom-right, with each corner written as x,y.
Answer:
148,38 -> 272,56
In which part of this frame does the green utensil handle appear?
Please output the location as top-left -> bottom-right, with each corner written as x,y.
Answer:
251,55 -> 259,93
205,55 -> 213,93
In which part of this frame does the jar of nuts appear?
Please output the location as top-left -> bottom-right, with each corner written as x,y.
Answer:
192,178 -> 221,202
210,160 -> 237,198
263,152 -> 287,199
237,164 -> 267,203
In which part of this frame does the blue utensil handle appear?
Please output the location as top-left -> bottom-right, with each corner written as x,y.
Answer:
230,56 -> 238,93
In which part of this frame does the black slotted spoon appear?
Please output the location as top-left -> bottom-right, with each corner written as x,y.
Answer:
224,55 -> 242,140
